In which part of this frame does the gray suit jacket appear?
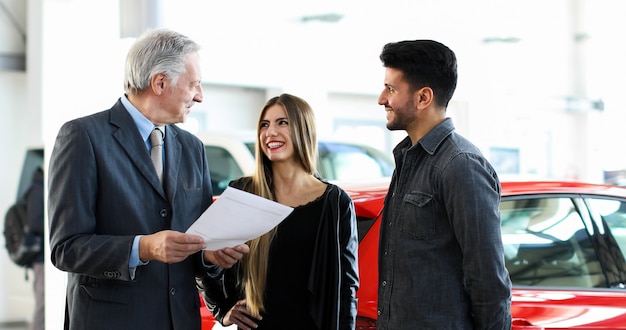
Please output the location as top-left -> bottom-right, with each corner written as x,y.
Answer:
48,99 -> 214,329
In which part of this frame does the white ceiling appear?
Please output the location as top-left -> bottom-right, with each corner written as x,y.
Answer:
152,0 -> 603,93
0,0 -> 604,57
2,0 -> 625,91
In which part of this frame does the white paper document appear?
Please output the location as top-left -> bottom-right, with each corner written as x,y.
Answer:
186,186 -> 294,250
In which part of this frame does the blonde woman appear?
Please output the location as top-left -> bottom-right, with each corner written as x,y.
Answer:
198,94 -> 359,330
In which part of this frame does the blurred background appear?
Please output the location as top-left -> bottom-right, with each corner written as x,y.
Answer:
1,0 -> 625,328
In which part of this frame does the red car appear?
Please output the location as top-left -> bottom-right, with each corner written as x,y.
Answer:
202,180 -> 626,330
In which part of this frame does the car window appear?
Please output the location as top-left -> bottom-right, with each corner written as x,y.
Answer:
588,198 -> 626,262
357,216 -> 377,242
318,143 -> 393,181
500,197 -> 605,288
205,146 -> 244,195
17,148 -> 44,200
244,142 -> 255,155
321,152 -> 382,180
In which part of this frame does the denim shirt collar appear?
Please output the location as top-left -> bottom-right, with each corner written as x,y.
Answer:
414,117 -> 455,155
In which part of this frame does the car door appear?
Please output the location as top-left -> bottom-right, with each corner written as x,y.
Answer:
501,194 -> 626,329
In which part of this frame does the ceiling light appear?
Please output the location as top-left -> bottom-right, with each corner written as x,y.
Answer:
300,13 -> 344,23
482,37 -> 521,44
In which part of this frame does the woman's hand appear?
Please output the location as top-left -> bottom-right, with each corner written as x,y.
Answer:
204,244 -> 250,268
223,299 -> 261,330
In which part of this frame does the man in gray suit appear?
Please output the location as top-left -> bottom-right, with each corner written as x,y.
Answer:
48,28 -> 249,329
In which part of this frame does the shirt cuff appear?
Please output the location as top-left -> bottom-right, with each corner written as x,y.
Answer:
130,235 -> 149,279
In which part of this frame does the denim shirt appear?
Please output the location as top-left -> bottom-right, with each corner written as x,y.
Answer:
377,118 -> 512,330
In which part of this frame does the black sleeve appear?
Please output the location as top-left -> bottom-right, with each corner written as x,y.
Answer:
196,264 -> 242,324
337,189 -> 359,330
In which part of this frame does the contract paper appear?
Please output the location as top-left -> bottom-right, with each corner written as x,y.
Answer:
186,186 -> 294,250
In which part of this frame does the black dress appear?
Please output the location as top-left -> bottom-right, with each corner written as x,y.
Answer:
197,178 -> 359,330
255,188 -> 328,330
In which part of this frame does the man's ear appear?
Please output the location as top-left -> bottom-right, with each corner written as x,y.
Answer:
151,73 -> 167,95
414,86 -> 434,110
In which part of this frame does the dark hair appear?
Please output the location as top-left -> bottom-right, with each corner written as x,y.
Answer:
380,40 -> 457,107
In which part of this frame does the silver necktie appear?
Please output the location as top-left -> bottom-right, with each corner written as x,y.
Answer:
149,128 -> 163,183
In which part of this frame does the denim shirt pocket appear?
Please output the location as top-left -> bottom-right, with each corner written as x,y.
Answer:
401,192 -> 435,240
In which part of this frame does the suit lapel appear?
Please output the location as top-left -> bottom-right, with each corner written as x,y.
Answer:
109,102 -> 166,199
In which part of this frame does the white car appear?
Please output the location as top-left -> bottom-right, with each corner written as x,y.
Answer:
196,131 -> 394,195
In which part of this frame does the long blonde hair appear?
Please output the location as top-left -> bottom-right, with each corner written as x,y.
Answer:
241,93 -> 318,316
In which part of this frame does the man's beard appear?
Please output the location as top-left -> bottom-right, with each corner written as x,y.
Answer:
386,99 -> 415,131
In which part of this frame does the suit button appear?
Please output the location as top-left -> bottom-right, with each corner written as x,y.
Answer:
160,209 -> 168,217
170,288 -> 176,295
104,270 -> 121,279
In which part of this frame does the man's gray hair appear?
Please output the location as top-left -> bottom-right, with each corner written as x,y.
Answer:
124,28 -> 201,96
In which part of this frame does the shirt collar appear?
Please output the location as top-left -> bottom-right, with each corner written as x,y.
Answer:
121,94 -> 166,142
392,118 -> 456,175
404,117 -> 455,156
